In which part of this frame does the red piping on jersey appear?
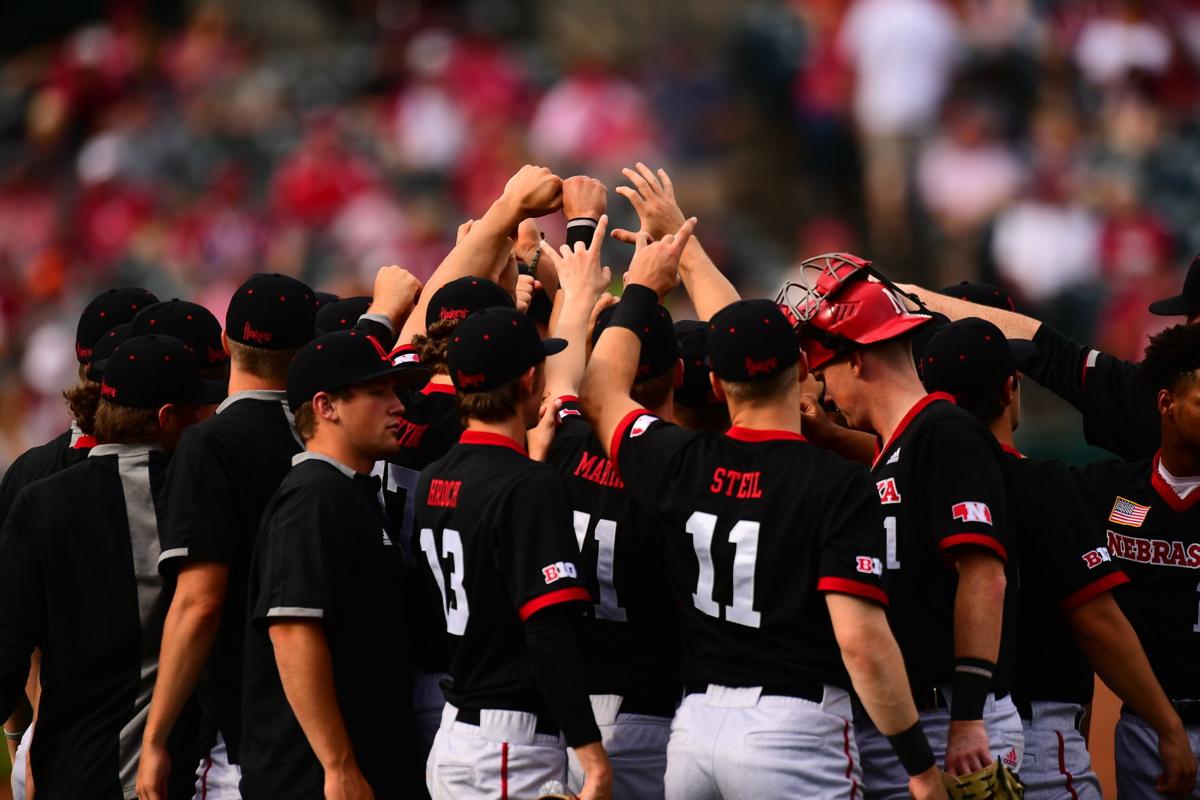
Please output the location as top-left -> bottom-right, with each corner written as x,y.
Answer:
1080,355 -> 1090,393
843,720 -> 859,800
1056,730 -> 1079,800
422,381 -> 457,396
459,430 -> 527,456
1150,451 -> 1200,512
939,533 -> 1007,561
1000,443 -> 1022,458
1059,571 -> 1130,613
500,741 -> 509,800
871,392 -> 956,469
611,408 -> 652,467
557,394 -> 579,405
818,577 -> 889,607
72,434 -> 97,450
725,426 -> 806,443
519,586 -> 592,621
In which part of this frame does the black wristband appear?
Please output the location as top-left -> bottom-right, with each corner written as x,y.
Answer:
565,217 -> 598,250
609,284 -> 659,333
886,720 -> 936,776
950,657 -> 995,721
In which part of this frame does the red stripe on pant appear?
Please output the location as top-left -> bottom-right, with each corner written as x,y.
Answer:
199,756 -> 212,800
501,741 -> 509,800
1056,730 -> 1080,800
843,720 -> 859,799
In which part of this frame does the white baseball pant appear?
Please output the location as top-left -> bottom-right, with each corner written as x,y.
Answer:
566,694 -> 672,800
193,734 -> 241,800
1115,709 -> 1200,799
1018,701 -> 1101,800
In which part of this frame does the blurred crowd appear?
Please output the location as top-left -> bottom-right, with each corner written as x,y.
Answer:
2,0 -> 1200,469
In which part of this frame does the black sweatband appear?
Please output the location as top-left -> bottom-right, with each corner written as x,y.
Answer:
565,217 -> 598,250
886,721 -> 936,776
951,657 -> 995,720
609,284 -> 659,333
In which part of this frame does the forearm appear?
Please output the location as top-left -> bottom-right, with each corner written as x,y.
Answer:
1071,594 -> 1182,735
903,286 -> 1040,340
580,318 -> 642,451
270,622 -> 358,772
952,554 -> 1006,662
546,294 -> 598,399
524,608 -> 601,748
679,240 -> 738,321
143,595 -> 223,745
840,623 -> 919,734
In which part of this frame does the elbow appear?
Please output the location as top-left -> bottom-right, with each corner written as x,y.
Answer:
957,552 -> 1006,603
176,589 -> 225,630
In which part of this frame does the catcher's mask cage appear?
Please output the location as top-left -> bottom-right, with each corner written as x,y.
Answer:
775,252 -> 935,369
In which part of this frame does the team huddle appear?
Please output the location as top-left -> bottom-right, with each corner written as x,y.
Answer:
0,163 -> 1198,800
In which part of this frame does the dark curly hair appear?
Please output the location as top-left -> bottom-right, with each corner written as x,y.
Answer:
1141,324 -> 1200,394
63,364 -> 101,435
410,317 -> 459,375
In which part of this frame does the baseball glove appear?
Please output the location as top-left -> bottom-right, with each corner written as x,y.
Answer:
941,759 -> 1025,799
535,780 -> 577,800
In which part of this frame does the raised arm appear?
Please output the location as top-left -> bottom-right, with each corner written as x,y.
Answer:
540,216 -> 611,401
611,163 -> 738,320
900,284 -> 1040,340
398,165 -> 564,345
582,218 -> 695,454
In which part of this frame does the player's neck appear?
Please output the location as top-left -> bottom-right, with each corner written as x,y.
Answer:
428,373 -> 455,387
988,416 -> 1016,452
727,399 -> 802,436
227,367 -> 284,395
305,434 -> 375,476
465,416 -> 528,450
865,377 -> 928,444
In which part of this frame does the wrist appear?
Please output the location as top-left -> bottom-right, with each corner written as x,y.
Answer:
611,284 -> 659,331
950,657 -> 994,721
485,195 -> 523,231
886,720 -> 936,776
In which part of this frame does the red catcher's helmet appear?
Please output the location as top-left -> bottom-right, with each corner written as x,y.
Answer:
775,252 -> 934,370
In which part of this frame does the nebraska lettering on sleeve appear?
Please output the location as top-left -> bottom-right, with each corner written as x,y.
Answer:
573,452 -> 625,489
1107,530 -> 1200,568
395,419 -> 428,448
951,501 -> 993,525
709,468 -> 764,499
427,479 -> 462,508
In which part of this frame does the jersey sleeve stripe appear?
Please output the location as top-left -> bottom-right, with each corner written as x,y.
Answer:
156,547 -> 189,565
1059,571 -> 1131,613
817,577 -> 889,607
610,407 -> 651,466
518,586 -> 592,621
938,533 -> 1008,561
265,606 -> 325,619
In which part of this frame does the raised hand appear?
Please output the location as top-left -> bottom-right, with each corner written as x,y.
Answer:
501,165 -> 564,220
626,217 -> 697,299
562,175 -> 608,221
538,215 -> 611,304
366,265 -> 423,330
612,163 -> 687,244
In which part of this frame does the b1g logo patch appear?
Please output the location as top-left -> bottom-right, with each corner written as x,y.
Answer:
629,414 -> 658,438
876,477 -> 902,504
856,556 -> 883,576
951,501 -> 993,525
1081,546 -> 1113,569
542,561 -> 578,584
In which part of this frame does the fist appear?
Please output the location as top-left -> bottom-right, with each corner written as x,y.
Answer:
502,165 -> 564,219
368,266 -> 423,324
562,176 -> 608,221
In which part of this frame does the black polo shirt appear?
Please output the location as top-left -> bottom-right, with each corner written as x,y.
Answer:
157,389 -> 302,762
241,452 -> 417,799
0,425 -> 93,524
0,443 -> 197,799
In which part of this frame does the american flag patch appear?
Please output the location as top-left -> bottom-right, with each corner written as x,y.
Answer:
1109,496 -> 1150,527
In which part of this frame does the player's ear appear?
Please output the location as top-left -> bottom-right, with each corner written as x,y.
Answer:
795,350 -> 809,384
157,403 -> 177,430
519,365 -> 538,396
313,392 -> 339,424
848,350 -> 864,377
673,359 -> 684,390
220,330 -> 229,355
710,373 -> 727,403
1001,375 -> 1016,407
1158,387 -> 1173,419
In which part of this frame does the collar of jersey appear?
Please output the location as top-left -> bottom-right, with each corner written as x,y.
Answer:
89,443 -> 164,458
871,392 -> 956,470
460,430 -> 527,456
725,426 -> 806,443
1000,442 -> 1023,458
217,389 -> 287,414
1151,450 -> 1200,512
422,381 -> 456,396
293,450 -> 358,479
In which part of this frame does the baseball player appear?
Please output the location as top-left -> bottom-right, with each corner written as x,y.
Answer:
0,334 -> 224,798
239,329 -> 429,798
1072,322 -> 1200,798
315,296 -> 372,334
533,219 -> 680,799
132,299 -> 232,383
417,306 -> 612,800
903,254 -> 1200,461
671,320 -> 730,432
788,254 -> 1023,798
922,318 -> 1197,799
581,226 -> 945,800
138,270 -> 414,800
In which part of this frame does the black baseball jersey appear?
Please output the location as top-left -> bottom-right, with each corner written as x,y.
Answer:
391,381 -> 462,473
0,444 -> 198,799
1073,454 -> 1200,701
1003,448 -> 1129,707
545,398 -> 681,707
0,425 -> 93,524
413,431 -> 591,715
868,393 -> 1015,697
1023,324 -> 1158,461
242,453 -> 417,799
612,412 -> 888,690
156,390 -> 302,762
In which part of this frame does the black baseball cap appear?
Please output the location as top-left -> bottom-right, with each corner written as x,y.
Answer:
133,299 -> 229,369
707,300 -> 799,382
314,291 -> 340,311
76,287 -> 160,363
425,277 -> 514,328
316,296 -> 372,333
287,330 -> 431,412
85,323 -> 136,381
938,281 -> 1017,312
226,273 -> 317,350
448,307 -> 566,393
674,320 -> 718,409
99,335 -> 227,409
1149,255 -> 1200,316
592,303 -> 680,382
920,318 -> 1036,404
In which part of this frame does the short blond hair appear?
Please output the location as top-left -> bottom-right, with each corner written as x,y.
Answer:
227,339 -> 298,383
93,400 -> 160,444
